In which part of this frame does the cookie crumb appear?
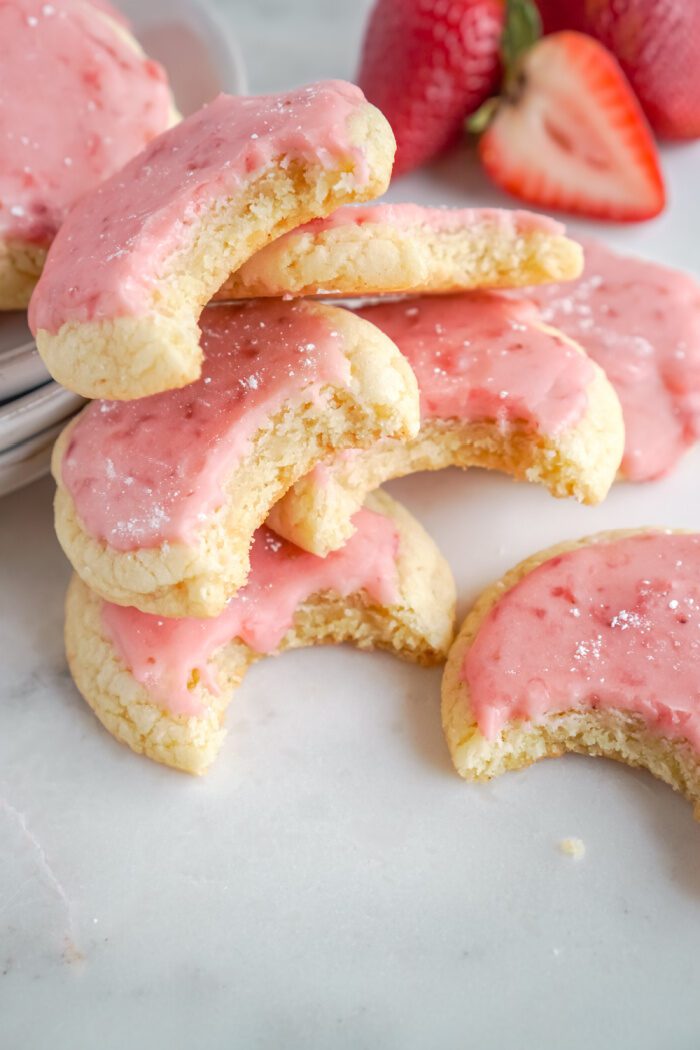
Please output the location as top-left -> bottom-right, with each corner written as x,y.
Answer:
559,837 -> 586,860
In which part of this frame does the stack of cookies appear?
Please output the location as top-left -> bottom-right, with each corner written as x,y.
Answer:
25,77 -> 625,776
31,77 -> 667,787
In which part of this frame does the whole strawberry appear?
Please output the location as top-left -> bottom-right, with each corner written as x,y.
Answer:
357,0 -> 505,175
536,0 -> 700,139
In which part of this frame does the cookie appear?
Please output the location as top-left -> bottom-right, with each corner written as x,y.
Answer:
0,0 -> 178,309
268,293 -> 624,557
515,237 -> 700,481
52,299 -> 420,617
215,203 -> 583,300
442,529 -> 700,817
29,81 -> 395,400
65,490 -> 456,775
0,240 -> 48,312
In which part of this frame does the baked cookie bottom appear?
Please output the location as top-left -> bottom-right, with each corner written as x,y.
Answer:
0,239 -> 47,310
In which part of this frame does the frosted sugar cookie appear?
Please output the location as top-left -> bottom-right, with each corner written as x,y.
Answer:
268,293 -> 623,557
521,238 -> 700,481
0,0 -> 177,309
442,530 -> 700,817
65,491 -> 456,774
29,81 -> 395,399
215,203 -> 583,300
52,300 -> 419,617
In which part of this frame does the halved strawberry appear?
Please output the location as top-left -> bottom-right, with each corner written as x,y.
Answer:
471,5 -> 666,221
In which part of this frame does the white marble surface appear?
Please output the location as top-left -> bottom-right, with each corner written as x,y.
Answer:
3,2 -> 700,1047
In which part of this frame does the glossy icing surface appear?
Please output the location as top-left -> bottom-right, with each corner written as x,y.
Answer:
101,508 -> 400,715
29,81 -> 372,332
290,203 -> 565,235
0,0 -> 172,244
522,238 -> 700,480
61,302 -> 349,549
355,293 -> 593,433
462,532 -> 700,750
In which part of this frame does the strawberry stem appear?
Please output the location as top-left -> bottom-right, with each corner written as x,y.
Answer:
501,0 -> 541,81
467,97 -> 500,134
466,0 -> 541,135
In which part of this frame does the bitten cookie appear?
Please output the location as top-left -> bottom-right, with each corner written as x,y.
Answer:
518,237 -> 700,482
52,300 -> 419,617
268,293 -> 624,557
215,203 -> 583,300
29,81 -> 395,400
442,529 -> 700,818
65,490 -> 457,775
0,0 -> 178,309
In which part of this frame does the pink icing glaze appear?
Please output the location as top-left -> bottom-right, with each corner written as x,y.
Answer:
29,81 -> 373,333
354,293 -> 593,434
288,203 -> 565,236
462,533 -> 700,751
0,0 -> 172,244
61,301 -> 349,549
520,238 -> 700,480
100,507 -> 400,715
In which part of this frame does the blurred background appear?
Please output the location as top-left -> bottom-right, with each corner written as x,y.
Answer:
212,0 -> 375,92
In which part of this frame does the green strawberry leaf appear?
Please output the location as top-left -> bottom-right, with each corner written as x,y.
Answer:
467,0 -> 542,136
501,0 -> 542,79
467,97 -> 501,135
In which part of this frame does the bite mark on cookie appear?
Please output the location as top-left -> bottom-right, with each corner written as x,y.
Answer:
53,301 -> 419,616
442,529 -> 700,818
66,491 -> 456,774
30,82 -> 395,398
269,293 -> 623,556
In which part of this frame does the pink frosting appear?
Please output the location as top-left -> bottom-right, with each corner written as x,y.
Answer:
520,238 -> 700,480
354,293 -> 593,434
0,0 -> 172,245
289,203 -> 565,236
462,532 -> 700,751
61,301 -> 349,549
101,507 -> 400,715
29,81 -> 373,333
